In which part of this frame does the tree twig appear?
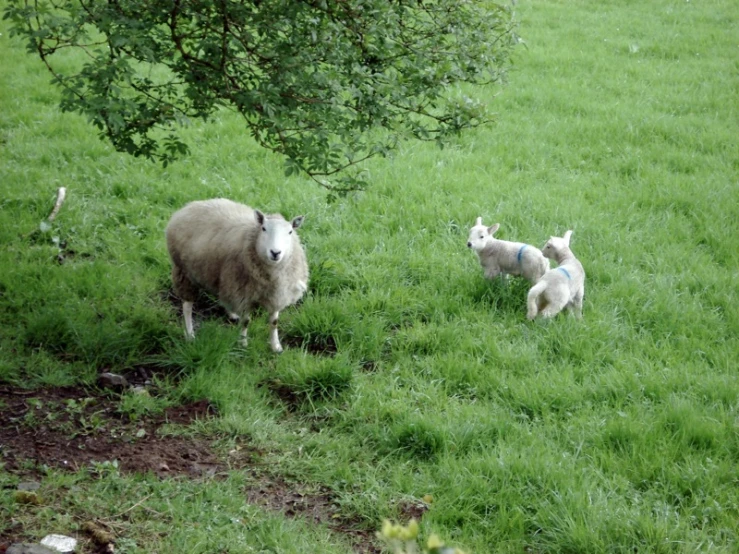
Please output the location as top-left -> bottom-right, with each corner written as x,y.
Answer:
47,187 -> 67,222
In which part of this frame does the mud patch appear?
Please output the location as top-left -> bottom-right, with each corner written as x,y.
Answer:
246,477 -> 381,554
0,385 -> 236,478
282,333 -> 339,356
0,385 -> 381,553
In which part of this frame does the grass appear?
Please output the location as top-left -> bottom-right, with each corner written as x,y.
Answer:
1,0 -> 738,552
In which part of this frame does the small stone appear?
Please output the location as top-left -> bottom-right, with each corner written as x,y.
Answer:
97,372 -> 128,389
17,481 -> 41,492
130,386 -> 149,396
40,534 -> 77,553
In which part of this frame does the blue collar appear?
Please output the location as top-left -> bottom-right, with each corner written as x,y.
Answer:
517,244 -> 528,263
557,267 -> 572,280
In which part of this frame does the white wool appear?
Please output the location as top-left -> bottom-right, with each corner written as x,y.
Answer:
527,230 -> 585,320
165,198 -> 309,353
467,218 -> 549,284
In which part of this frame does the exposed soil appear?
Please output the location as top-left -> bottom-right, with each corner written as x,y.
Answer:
0,386 -> 225,477
247,478 -> 380,553
0,384 -> 381,553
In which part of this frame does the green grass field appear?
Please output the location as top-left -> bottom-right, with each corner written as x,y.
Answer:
1,0 -> 738,552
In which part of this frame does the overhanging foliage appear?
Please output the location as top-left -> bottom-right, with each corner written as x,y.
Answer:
5,0 -> 517,190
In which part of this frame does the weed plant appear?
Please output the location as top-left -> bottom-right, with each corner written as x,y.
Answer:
1,0 -> 737,552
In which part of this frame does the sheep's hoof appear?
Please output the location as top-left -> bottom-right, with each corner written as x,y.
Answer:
271,345 -> 284,354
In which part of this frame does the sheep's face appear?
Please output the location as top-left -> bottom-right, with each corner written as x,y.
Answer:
542,230 -> 572,261
467,220 -> 500,252
255,210 -> 304,265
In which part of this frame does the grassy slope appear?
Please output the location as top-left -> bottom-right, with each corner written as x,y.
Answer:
1,0 -> 738,552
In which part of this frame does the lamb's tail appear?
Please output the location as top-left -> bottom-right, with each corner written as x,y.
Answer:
527,280 -> 547,320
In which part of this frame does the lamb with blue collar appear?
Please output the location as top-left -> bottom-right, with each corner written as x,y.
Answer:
467,218 -> 549,284
526,230 -> 585,320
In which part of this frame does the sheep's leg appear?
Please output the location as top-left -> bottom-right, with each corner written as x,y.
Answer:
239,315 -> 250,347
183,301 -> 195,339
484,266 -> 500,280
571,290 -> 584,319
527,281 -> 547,320
172,265 -> 198,339
269,311 -> 283,353
540,297 -> 567,319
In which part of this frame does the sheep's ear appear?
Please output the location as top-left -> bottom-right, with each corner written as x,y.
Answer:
475,217 -> 482,226
291,215 -> 305,229
563,230 -> 573,245
488,223 -> 500,235
255,210 -> 265,226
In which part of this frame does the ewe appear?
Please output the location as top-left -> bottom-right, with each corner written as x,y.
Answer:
467,218 -> 549,284
526,230 -> 585,320
166,198 -> 308,353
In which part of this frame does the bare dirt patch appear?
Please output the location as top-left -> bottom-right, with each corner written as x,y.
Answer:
247,477 -> 381,554
0,385 -> 382,553
0,385 -> 228,478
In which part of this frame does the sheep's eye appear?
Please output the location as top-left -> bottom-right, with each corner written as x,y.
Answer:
262,226 -> 266,232
289,230 -> 293,235
480,235 -> 484,239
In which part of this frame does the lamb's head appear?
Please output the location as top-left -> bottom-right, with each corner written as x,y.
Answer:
467,217 -> 500,252
542,230 -> 573,262
255,210 -> 304,265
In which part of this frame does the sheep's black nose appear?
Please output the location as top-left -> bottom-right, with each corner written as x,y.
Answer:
270,250 -> 281,260
467,242 -> 472,248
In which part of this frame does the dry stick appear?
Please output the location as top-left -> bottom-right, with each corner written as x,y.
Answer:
47,186 -> 67,222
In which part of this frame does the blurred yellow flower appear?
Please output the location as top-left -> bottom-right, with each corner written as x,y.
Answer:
405,519 -> 420,540
427,533 -> 444,550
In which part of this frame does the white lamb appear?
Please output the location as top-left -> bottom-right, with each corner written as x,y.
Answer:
467,217 -> 549,284
526,230 -> 585,320
165,198 -> 309,353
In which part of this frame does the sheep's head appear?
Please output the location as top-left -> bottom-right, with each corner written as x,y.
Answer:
467,218 -> 500,252
542,230 -> 573,261
255,210 -> 304,265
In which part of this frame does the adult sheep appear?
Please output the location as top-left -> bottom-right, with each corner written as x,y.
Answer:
165,198 -> 308,353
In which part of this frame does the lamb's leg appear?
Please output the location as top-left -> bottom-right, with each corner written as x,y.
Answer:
540,297 -> 568,319
269,311 -> 283,353
527,281 -> 547,320
571,290 -> 584,319
536,282 -> 570,319
484,266 -> 500,280
183,301 -> 195,339
239,315 -> 251,347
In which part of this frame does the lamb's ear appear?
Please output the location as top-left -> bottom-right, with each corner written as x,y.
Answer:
475,217 -> 482,226
488,223 -> 500,235
291,215 -> 305,229
255,210 -> 265,226
563,230 -> 573,245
